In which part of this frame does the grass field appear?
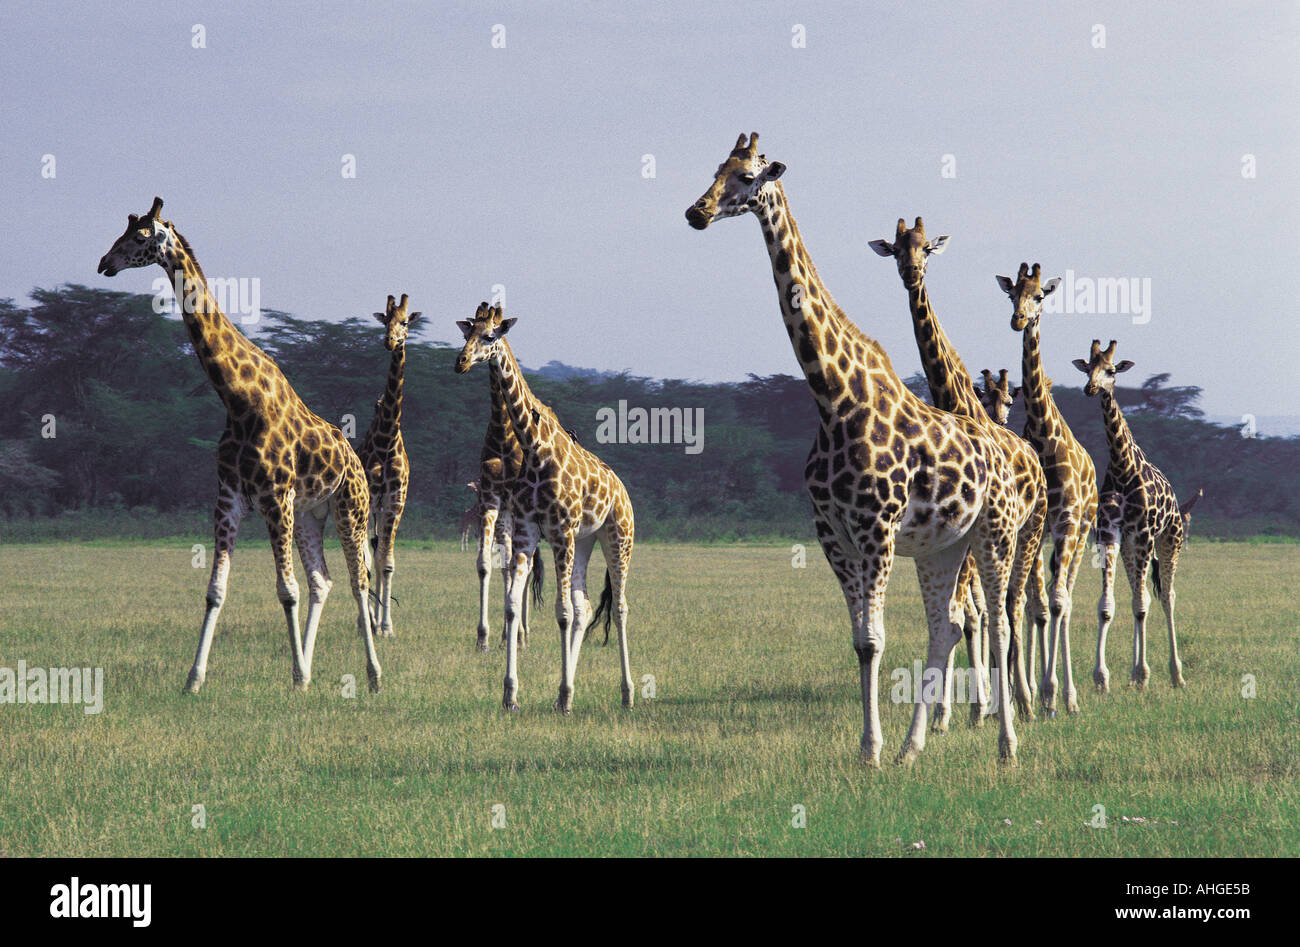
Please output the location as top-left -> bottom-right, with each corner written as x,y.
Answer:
0,537 -> 1296,857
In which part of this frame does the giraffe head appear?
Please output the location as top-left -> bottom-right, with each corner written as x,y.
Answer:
97,197 -> 182,277
1073,339 -> 1134,397
996,262 -> 1062,331
373,293 -> 421,351
976,369 -> 1020,425
454,302 -> 516,374
868,217 -> 949,288
684,132 -> 786,230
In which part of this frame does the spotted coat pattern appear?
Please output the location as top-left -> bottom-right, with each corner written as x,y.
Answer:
96,197 -> 381,695
687,134 -> 1029,765
455,304 -> 634,715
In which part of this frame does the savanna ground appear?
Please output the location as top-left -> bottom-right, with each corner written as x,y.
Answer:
0,537 -> 1296,857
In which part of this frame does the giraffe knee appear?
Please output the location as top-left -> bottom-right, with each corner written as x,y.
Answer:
307,574 -> 332,602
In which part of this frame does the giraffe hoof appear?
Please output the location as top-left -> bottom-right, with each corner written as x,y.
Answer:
182,676 -> 203,695
895,745 -> 921,767
859,751 -> 883,770
1066,699 -> 1081,715
503,701 -> 521,713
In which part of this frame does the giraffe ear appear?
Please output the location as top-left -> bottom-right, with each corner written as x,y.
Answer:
868,240 -> 896,258
1010,385 -> 1021,399
759,161 -> 786,182
498,317 -> 518,335
1071,359 -> 1089,373
996,275 -> 1015,296
1114,360 -> 1135,373
373,312 -> 387,324
407,311 -> 422,324
456,320 -> 474,339
1041,277 -> 1061,296
926,235 -> 950,255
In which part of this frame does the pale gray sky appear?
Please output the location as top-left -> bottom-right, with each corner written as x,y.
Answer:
2,1 -> 1296,416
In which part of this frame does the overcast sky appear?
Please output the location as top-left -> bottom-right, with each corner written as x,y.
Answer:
2,1 -> 1296,417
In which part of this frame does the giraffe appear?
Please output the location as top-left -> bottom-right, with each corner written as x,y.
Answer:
358,293 -> 416,639
688,134 -> 1028,765
468,342 -> 544,654
977,369 -> 1020,427
999,263 -> 1100,714
455,304 -> 634,714
1073,339 -> 1195,691
96,197 -> 381,694
870,219 -> 1048,728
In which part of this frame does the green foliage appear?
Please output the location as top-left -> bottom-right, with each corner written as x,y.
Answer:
1,286 -> 1297,539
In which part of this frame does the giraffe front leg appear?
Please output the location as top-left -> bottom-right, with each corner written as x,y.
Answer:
1155,535 -> 1184,688
475,508 -> 498,652
551,530 -> 578,714
1123,536 -> 1152,688
186,482 -> 245,694
295,506 -> 333,674
900,545 -> 968,764
375,489 -> 403,639
1056,525 -> 1090,714
502,530 -> 536,712
262,495 -> 309,692
1094,540 -> 1119,692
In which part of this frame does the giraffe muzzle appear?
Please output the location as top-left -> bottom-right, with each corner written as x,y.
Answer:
685,204 -> 711,230
97,256 -> 117,277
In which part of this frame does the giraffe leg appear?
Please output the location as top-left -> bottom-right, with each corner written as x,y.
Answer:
1093,498 -> 1122,691
260,493 -> 309,691
502,520 -> 538,711
1122,535 -> 1153,688
563,532 -> 599,703
1024,545 -> 1049,706
475,507 -> 498,652
1006,509 -> 1043,723
375,485 -> 404,638
973,514 -> 1019,763
333,489 -> 381,693
1155,533 -> 1184,687
551,528 -> 578,714
812,519 -> 885,767
900,543 -> 970,764
599,514 -> 635,709
1040,537 -> 1065,714
295,504 -> 333,674
498,516 -> 517,648
185,480 -> 247,694
1055,522 -> 1090,714
965,568 -> 991,726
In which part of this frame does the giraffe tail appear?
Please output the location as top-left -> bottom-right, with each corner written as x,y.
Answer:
1151,555 -> 1162,598
529,547 -> 545,606
585,570 -> 614,645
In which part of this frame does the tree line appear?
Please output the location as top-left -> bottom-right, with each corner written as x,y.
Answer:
1,286 -> 1295,541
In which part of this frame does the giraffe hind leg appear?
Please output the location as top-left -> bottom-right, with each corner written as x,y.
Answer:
332,489 -> 381,693
295,504 -> 334,674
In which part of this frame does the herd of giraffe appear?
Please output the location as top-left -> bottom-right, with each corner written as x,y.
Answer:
94,131 -> 1200,767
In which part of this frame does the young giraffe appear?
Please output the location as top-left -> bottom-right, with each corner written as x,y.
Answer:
96,198 -> 381,693
977,369 -> 1020,427
359,293 -> 416,639
688,134 -> 1027,765
1073,340 -> 1195,691
870,219 -> 1048,726
455,304 -> 634,714
999,264 -> 1100,714
469,343 -> 543,653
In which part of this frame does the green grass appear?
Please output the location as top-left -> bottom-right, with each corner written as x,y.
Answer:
0,538 -> 1296,857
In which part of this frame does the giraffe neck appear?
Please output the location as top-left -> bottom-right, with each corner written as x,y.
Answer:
487,342 -> 549,459
375,343 -> 405,434
752,183 -> 894,420
1099,388 -> 1142,479
486,368 -> 520,454
159,232 -> 274,413
905,278 -> 983,417
1020,322 -> 1059,440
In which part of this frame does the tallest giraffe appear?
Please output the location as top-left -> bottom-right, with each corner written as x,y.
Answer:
687,133 -> 1029,765
97,197 -> 381,695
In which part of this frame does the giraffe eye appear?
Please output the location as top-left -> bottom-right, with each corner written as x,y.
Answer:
739,173 -> 755,184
